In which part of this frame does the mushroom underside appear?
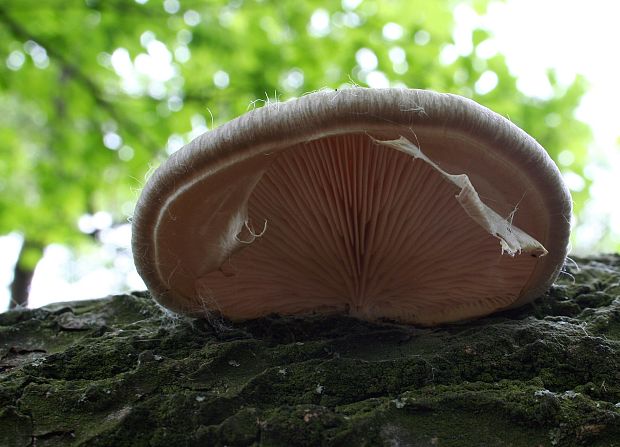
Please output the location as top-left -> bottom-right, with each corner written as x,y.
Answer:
154,133 -> 547,326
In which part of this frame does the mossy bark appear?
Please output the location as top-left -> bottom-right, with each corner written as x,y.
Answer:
1,255 -> 620,446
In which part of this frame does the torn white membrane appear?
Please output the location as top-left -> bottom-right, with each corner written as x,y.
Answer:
379,137 -> 548,257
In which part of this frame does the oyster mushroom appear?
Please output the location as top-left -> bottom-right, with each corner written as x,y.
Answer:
131,88 -> 571,326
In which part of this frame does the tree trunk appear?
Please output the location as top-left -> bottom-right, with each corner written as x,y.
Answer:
9,239 -> 43,309
1,255 -> 619,446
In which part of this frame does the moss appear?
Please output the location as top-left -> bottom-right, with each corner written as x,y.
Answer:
195,406 -> 261,446
1,256 -> 620,446
0,406 -> 32,447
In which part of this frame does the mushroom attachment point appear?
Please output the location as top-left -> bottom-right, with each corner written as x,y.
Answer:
132,88 -> 571,326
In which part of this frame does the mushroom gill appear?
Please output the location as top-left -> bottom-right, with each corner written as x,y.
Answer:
132,88 -> 571,326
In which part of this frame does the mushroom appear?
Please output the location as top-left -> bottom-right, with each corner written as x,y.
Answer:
131,88 -> 571,326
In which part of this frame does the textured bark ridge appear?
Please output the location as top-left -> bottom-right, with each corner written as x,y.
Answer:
1,255 -> 620,447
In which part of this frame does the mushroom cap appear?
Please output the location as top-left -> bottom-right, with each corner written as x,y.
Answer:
132,88 -> 571,326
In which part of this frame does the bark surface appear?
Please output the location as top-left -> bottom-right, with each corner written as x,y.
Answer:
1,255 -> 620,446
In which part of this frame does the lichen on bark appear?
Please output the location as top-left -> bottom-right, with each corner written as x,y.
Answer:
1,255 -> 620,446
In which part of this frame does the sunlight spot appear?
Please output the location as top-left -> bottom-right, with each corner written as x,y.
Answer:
453,68 -> 469,84
414,30 -> 431,46
78,212 -> 113,234
111,48 -> 133,77
103,132 -> 122,150
516,73 -> 553,99
166,134 -> 185,155
134,40 -> 174,83
356,47 -> 378,71
393,62 -> 408,75
476,39 -> 498,59
101,121 -> 117,133
0,234 -> 22,311
147,40 -> 172,65
474,70 -> 498,95
184,10 -> 201,26
118,145 -> 134,161
6,50 -> 25,71
213,70 -> 230,89
163,0 -> 180,14
333,11 -> 359,28
87,11 -> 101,26
558,150 -> 575,167
24,41 -> 49,69
174,45 -> 190,63
167,95 -> 183,112
218,8 -> 235,28
191,114 -> 207,129
388,47 -> 407,74
140,31 -> 156,48
388,47 -> 406,64
382,22 -> 403,41
439,44 -> 458,65
177,29 -> 192,45
584,164 -> 598,181
147,82 -> 166,99
281,68 -> 304,91
366,71 -> 390,88
563,171 -> 586,192
473,58 -> 487,73
452,3 -> 476,56
342,0 -> 362,10
308,9 -> 331,37
189,114 -> 209,140
545,113 -> 561,127
96,52 -> 112,68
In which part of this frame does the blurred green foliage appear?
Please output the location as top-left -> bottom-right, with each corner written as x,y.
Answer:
0,0 -> 591,275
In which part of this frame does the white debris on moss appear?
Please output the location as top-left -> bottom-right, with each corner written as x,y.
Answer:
534,389 -> 556,398
561,390 -> 579,399
392,398 -> 406,409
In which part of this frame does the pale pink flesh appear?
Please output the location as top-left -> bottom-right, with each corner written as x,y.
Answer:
183,133 -> 541,325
